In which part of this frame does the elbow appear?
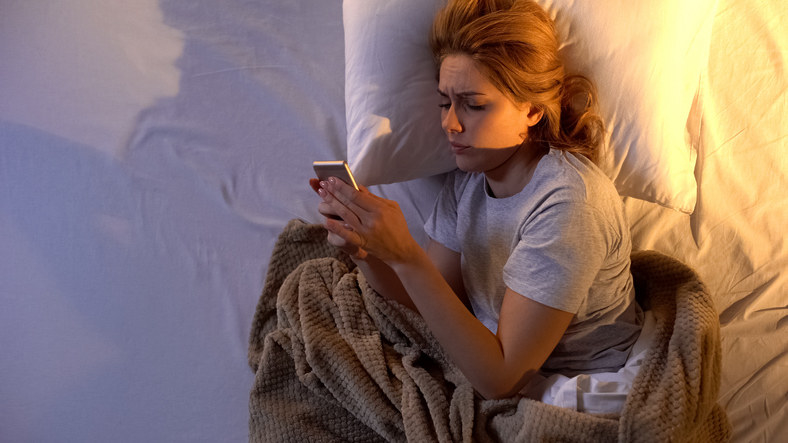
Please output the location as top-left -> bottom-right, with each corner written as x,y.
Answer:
477,389 -> 507,401
474,373 -> 533,400
476,384 -> 518,401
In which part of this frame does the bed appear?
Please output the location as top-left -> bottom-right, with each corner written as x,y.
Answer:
0,0 -> 784,441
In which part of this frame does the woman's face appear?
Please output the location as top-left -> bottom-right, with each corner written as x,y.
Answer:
438,54 -> 540,173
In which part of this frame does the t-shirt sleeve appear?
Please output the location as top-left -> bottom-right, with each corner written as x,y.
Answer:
424,171 -> 462,252
502,201 -> 610,313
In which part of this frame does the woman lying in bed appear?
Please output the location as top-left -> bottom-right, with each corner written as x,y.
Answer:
311,0 -> 643,402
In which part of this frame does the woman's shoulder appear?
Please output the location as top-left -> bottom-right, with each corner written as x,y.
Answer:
528,150 -> 630,241
533,149 -> 620,207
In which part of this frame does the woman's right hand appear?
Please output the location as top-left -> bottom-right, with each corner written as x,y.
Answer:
309,178 -> 367,259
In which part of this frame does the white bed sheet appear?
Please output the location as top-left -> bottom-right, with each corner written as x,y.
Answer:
624,0 -> 787,440
0,0 -> 784,442
0,0 -> 358,441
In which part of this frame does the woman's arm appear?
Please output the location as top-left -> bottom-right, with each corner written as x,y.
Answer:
343,236 -> 472,315
319,178 -> 573,399
425,239 -> 472,314
353,255 -> 416,311
389,247 -> 573,399
312,178 -> 463,312
312,178 -> 471,314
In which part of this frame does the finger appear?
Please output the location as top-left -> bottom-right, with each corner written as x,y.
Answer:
309,178 -> 321,194
319,185 -> 362,226
317,200 -> 337,216
317,201 -> 342,220
327,231 -> 367,257
325,231 -> 350,249
325,218 -> 362,247
325,221 -> 368,258
323,178 -> 377,215
314,179 -> 344,220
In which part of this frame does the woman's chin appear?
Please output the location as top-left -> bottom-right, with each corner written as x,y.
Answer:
454,157 -> 482,173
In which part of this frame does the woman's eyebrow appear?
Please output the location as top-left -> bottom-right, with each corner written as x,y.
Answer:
437,89 -> 486,98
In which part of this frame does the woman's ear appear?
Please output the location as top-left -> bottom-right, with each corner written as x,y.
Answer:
525,104 -> 544,127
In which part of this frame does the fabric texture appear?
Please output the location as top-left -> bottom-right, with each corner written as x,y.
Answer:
248,219 -> 731,442
424,151 -> 641,374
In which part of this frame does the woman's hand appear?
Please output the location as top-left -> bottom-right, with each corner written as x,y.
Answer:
309,178 -> 367,258
309,177 -> 420,263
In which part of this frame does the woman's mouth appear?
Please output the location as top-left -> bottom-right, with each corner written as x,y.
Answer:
450,142 -> 470,154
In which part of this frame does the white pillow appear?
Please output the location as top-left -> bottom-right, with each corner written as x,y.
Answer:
343,0 -> 718,213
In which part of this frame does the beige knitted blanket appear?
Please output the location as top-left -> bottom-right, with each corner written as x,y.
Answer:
248,219 -> 731,442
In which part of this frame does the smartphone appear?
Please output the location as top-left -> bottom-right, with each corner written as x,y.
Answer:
312,160 -> 359,190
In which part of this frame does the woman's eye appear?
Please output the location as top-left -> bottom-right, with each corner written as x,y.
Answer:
437,101 -> 484,111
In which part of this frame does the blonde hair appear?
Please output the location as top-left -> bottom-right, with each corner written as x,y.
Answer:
429,0 -> 604,162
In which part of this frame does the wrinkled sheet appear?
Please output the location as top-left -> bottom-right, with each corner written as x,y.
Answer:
0,0 -> 784,442
623,0 -> 788,441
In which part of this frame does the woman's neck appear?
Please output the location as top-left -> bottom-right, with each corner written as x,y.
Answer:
484,143 -> 548,198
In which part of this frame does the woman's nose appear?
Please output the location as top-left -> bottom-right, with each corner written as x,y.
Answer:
442,105 -> 462,134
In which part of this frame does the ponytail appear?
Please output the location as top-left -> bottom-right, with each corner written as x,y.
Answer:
547,74 -> 605,163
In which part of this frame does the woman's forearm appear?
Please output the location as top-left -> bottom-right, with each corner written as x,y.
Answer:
388,249 -> 527,399
354,255 -> 419,312
355,249 -> 510,393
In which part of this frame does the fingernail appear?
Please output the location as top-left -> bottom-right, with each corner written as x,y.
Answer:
319,180 -> 328,188
328,177 -> 336,185
317,187 -> 326,197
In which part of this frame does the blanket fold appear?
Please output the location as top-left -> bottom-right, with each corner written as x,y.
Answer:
248,219 -> 731,442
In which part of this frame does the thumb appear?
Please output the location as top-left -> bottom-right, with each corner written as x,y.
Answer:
309,178 -> 321,194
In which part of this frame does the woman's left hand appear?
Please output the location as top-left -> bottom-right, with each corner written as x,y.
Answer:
316,177 -> 420,263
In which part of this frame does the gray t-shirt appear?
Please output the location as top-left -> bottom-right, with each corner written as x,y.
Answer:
424,149 -> 643,375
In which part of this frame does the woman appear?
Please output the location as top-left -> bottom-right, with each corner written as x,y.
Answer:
310,0 -> 642,402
